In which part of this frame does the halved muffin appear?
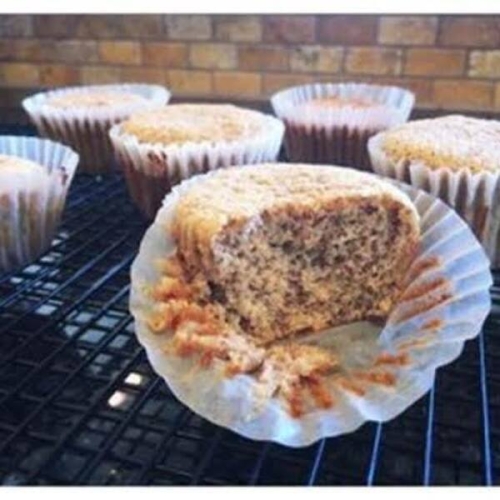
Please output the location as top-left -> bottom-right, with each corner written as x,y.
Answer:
147,163 -> 420,415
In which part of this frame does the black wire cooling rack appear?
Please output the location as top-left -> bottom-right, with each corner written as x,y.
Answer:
0,128 -> 499,486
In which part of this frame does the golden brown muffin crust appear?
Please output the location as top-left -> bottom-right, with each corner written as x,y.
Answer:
298,96 -> 387,111
172,163 -> 419,255
46,91 -> 148,109
378,115 -> 500,174
0,154 -> 46,176
120,104 -> 267,146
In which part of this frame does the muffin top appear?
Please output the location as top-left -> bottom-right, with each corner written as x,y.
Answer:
46,90 -> 148,109
297,96 -> 388,112
0,154 -> 46,175
120,104 -> 270,146
377,115 -> 500,174
172,163 -> 419,244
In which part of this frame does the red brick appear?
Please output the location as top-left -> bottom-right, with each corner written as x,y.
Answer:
439,16 -> 500,47
39,65 -> 80,86
213,71 -> 262,98
0,15 -> 33,37
0,63 -> 39,87
379,16 -> 437,45
432,79 -> 493,110
346,48 -> 402,76
290,46 -> 343,73
142,42 -> 187,68
168,69 -> 212,96
405,49 -> 465,76
214,16 -> 262,42
190,44 -> 237,70
98,42 -> 141,66
34,15 -> 163,39
318,15 -> 377,45
263,15 -> 315,44
165,15 -> 212,41
239,46 -> 288,71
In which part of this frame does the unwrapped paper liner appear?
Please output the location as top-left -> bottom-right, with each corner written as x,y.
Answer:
368,133 -> 500,269
0,135 -> 79,273
271,83 -> 415,170
22,83 -> 170,175
130,171 -> 492,447
109,114 -> 284,220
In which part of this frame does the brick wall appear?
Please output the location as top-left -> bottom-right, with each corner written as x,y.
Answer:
1,14 -> 500,112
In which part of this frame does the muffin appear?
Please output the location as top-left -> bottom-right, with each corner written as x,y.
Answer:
109,104 -> 284,219
0,136 -> 79,273
271,82 -> 414,170
145,164 -> 420,415
368,114 -> 500,268
22,83 -> 170,175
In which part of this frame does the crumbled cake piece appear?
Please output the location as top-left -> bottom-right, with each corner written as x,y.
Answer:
378,115 -> 500,174
46,91 -> 147,109
120,104 -> 267,146
171,163 -> 420,344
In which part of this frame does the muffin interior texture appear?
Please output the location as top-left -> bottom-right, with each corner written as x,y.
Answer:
378,115 -> 500,173
120,104 -> 267,146
172,164 -> 420,344
149,164 -> 420,415
46,90 -> 148,109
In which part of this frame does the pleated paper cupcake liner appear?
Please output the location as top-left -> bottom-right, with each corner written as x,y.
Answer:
271,83 -> 415,170
0,136 -> 79,274
22,84 -> 170,175
109,116 -> 285,220
368,134 -> 500,269
129,169 -> 492,447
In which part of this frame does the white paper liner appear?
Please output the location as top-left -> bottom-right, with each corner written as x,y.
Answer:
109,112 -> 284,219
22,84 -> 170,175
270,82 -> 415,169
368,134 -> 500,269
130,170 -> 492,447
0,135 -> 79,273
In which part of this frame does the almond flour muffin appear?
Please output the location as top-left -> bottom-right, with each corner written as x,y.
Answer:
0,137 -> 78,273
22,84 -> 170,175
271,82 -> 414,171
145,163 -> 420,415
368,115 -> 500,267
109,104 -> 284,219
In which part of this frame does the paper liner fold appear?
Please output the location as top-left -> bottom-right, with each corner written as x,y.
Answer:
22,84 -> 170,175
0,135 -> 79,273
130,171 -> 491,447
110,114 -> 284,220
369,134 -> 500,268
271,82 -> 415,170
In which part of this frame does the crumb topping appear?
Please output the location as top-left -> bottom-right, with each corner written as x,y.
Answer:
379,115 -> 500,173
46,90 -> 147,109
298,96 -> 386,112
0,154 -> 46,176
120,104 -> 267,146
